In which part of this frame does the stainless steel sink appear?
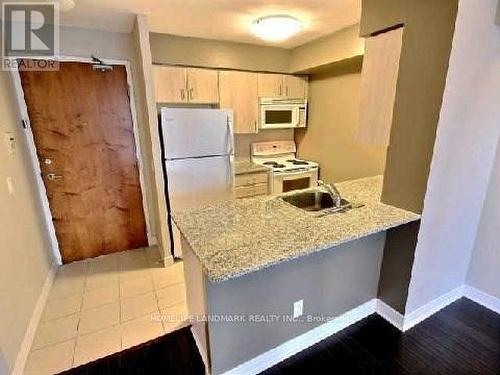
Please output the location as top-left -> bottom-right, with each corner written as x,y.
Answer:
280,190 -> 353,214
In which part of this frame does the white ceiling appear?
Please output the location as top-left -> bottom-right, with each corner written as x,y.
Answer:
6,0 -> 362,49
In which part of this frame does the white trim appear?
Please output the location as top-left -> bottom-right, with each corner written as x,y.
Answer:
376,286 -> 465,332
11,264 -> 57,375
121,59 -> 154,245
10,55 -> 154,264
376,300 -> 405,331
221,299 -> 377,375
464,285 -> 500,315
402,286 -> 464,331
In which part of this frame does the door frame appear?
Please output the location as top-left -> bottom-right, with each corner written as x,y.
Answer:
10,56 -> 154,265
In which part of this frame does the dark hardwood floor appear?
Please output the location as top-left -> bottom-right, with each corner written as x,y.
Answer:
60,298 -> 499,375
263,298 -> 500,375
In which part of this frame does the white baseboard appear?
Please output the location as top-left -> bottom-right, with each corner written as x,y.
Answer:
402,286 -> 464,331
377,286 -> 465,332
464,285 -> 500,315
11,264 -> 57,375
376,300 -> 404,331
221,299 -> 377,375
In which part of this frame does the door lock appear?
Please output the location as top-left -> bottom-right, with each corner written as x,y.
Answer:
47,173 -> 63,181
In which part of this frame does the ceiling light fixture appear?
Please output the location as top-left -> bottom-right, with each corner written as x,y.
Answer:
250,15 -> 302,42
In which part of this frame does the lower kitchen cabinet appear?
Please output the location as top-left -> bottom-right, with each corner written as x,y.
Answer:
235,171 -> 269,198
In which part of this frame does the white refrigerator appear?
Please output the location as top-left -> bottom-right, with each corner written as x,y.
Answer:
160,108 -> 234,258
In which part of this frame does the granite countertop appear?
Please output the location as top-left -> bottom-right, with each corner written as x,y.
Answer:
234,160 -> 270,175
173,176 -> 420,283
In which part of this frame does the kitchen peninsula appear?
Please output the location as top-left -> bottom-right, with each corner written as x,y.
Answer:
174,176 -> 420,374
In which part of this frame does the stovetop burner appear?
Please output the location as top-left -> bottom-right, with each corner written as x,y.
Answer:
287,159 -> 309,165
262,161 -> 286,168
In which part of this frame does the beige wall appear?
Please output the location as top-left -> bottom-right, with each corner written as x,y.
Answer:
150,33 -> 291,73
0,69 -> 53,371
234,129 -> 295,161
290,24 -> 365,73
295,61 -> 386,183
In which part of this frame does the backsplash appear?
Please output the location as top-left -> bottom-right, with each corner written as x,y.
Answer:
234,129 -> 294,161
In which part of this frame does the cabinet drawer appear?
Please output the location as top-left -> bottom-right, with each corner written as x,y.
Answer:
235,183 -> 268,198
235,172 -> 268,187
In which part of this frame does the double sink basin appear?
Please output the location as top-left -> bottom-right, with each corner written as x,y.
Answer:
280,189 -> 360,216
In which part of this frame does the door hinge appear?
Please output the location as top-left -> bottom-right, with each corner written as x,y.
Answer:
21,119 -> 29,129
126,85 -> 131,98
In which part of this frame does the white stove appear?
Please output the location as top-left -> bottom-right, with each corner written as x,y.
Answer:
251,141 -> 319,194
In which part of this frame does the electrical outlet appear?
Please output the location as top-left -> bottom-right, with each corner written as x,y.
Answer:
293,299 -> 303,319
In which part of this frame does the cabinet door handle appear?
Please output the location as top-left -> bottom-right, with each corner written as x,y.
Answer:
286,86 -> 289,96
254,120 -> 258,133
180,88 -> 185,100
279,84 -> 282,96
189,88 -> 194,100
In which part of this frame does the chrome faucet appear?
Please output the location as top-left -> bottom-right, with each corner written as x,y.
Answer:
318,180 -> 342,208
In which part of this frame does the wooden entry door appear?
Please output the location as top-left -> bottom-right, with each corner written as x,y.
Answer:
19,61 -> 148,263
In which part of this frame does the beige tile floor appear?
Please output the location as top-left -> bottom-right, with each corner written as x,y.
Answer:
25,247 -> 189,375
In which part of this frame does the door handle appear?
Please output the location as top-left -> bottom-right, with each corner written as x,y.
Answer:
180,88 -> 185,100
189,88 -> 194,100
47,173 -> 63,181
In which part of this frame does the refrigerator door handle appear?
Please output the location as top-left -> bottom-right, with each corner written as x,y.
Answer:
227,155 -> 235,191
226,114 -> 234,156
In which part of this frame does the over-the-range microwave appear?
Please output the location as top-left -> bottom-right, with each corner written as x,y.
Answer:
259,97 -> 307,129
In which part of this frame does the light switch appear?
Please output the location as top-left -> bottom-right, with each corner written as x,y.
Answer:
4,132 -> 16,156
6,177 -> 14,194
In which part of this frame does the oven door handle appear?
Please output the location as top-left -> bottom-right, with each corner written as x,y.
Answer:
276,169 -> 317,177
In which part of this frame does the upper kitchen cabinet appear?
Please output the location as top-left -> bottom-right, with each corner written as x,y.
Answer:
219,70 -> 259,134
358,27 -> 404,146
258,73 -> 283,97
258,73 -> 308,99
186,68 -> 219,104
153,65 -> 187,103
153,65 -> 219,104
283,75 -> 308,98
